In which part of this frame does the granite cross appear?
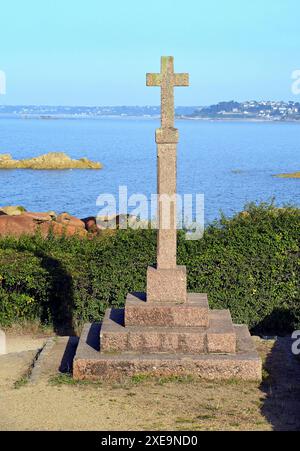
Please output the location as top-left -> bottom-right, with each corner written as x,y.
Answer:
146,57 -> 189,299
147,56 -> 189,129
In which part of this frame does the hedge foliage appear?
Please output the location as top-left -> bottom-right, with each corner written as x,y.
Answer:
0,202 -> 299,334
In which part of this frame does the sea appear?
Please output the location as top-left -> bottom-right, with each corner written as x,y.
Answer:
0,117 -> 299,224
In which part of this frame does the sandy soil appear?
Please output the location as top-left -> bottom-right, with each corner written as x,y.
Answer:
6,335 -> 48,354
0,336 -> 299,431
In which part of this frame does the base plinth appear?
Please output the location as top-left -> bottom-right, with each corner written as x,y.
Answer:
147,265 -> 187,303
73,292 -> 262,382
73,323 -> 261,381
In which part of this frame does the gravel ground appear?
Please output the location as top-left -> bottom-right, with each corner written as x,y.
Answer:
0,335 -> 299,431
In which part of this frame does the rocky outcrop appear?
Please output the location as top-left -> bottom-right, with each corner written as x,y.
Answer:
81,217 -> 98,233
0,208 -> 87,238
56,212 -> 86,229
0,207 -> 148,239
47,222 -> 87,238
0,152 -> 102,170
22,212 -> 54,222
82,214 -> 149,233
0,215 -> 40,237
276,171 -> 300,178
0,205 -> 27,216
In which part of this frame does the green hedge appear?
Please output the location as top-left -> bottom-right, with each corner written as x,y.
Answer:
0,202 -> 299,334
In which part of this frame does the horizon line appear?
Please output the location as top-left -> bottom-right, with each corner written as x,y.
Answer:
1,99 -> 300,109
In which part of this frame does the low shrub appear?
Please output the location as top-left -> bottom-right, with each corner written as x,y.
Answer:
0,203 -> 299,333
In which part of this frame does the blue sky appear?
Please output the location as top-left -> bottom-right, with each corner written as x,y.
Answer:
0,0 -> 300,105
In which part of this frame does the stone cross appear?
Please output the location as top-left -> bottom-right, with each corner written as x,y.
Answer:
146,57 -> 189,302
147,56 -> 189,129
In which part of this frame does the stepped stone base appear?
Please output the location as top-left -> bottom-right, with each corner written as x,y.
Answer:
73,291 -> 262,382
101,308 -> 236,354
125,292 -> 209,327
73,323 -> 262,381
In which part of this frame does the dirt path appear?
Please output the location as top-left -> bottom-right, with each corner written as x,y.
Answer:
0,333 -> 48,388
0,336 -> 299,431
6,335 -> 47,354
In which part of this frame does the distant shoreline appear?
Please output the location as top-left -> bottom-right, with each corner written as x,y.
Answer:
0,114 -> 300,123
181,117 -> 300,123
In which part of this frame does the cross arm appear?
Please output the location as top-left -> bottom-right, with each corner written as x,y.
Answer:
146,73 -> 162,86
173,73 -> 189,86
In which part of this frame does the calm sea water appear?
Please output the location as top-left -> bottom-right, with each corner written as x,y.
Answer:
0,117 -> 299,223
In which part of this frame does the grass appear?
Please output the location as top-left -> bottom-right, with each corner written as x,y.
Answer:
175,417 -> 196,424
14,375 -> 30,389
48,373 -> 103,387
14,351 -> 38,389
130,373 -> 195,385
197,414 -> 217,420
49,372 -> 197,391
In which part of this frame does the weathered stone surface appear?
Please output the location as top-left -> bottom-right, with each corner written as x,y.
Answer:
73,323 -> 262,382
22,212 -> 53,222
0,152 -> 102,169
47,211 -> 57,220
147,56 -> 189,130
0,153 -> 12,161
125,292 -> 209,327
147,265 -> 187,303
156,143 -> 177,269
276,171 -> 300,179
0,205 -> 26,216
155,128 -> 178,144
146,57 -> 189,273
101,306 -> 236,354
0,329 -> 6,355
56,212 -> 85,229
207,310 -> 236,354
0,214 -> 87,238
101,309 -> 207,354
47,221 -> 87,237
0,215 -> 40,237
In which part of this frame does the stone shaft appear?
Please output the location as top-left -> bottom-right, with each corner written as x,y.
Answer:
146,57 -> 189,300
157,142 -> 177,269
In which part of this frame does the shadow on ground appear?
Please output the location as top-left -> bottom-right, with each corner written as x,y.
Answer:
59,336 -> 79,373
36,251 -> 76,336
260,336 -> 300,431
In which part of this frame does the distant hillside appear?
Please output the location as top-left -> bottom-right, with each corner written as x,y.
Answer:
0,105 -> 197,119
1,102 -> 300,121
189,100 -> 300,121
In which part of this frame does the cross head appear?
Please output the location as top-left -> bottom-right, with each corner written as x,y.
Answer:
147,56 -> 189,129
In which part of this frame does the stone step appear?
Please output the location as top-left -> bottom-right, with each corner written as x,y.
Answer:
125,292 -> 209,327
73,323 -> 261,382
100,308 -> 236,354
207,310 -> 236,354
